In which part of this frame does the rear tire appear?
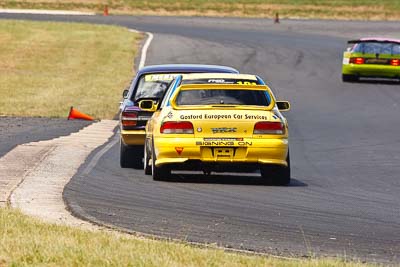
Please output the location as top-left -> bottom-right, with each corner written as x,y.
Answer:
144,139 -> 152,175
342,74 -> 358,82
151,139 -> 171,181
260,153 -> 291,186
120,139 -> 143,169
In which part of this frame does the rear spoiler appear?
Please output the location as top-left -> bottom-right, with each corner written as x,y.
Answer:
348,39 -> 400,45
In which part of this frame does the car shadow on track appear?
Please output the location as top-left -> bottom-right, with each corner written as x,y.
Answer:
162,172 -> 307,187
351,78 -> 400,85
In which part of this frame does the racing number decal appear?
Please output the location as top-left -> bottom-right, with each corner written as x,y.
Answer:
236,81 -> 257,85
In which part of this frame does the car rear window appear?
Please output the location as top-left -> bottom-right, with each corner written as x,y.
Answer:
134,74 -> 178,101
175,89 -> 270,106
353,42 -> 400,55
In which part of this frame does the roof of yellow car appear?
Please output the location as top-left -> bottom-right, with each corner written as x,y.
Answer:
181,73 -> 258,80
177,84 -> 269,90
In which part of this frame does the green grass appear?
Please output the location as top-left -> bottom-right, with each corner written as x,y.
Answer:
0,207 -> 376,266
0,20 -> 140,119
1,0 -> 400,20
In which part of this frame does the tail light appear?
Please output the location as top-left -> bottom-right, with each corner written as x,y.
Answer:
121,110 -> 138,128
160,121 -> 194,134
350,57 -> 364,64
391,59 -> 400,66
254,121 -> 285,135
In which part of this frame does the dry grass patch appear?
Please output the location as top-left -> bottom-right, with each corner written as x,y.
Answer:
1,0 -> 400,20
0,20 -> 140,119
0,207 -> 376,266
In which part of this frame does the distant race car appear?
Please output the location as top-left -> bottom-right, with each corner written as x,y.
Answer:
119,64 -> 238,168
143,73 -> 291,185
342,37 -> 400,82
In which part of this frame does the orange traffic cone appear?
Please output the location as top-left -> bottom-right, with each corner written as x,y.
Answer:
67,106 -> 94,121
103,5 -> 109,16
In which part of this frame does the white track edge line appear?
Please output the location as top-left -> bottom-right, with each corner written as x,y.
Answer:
79,29 -> 154,172
0,8 -> 95,15
139,32 -> 153,70
128,29 -> 153,69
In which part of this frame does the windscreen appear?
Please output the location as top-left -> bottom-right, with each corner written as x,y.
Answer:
175,89 -> 270,106
353,42 -> 400,55
134,74 -> 178,101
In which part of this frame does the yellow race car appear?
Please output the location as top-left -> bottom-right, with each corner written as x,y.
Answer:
119,64 -> 238,169
143,73 -> 291,185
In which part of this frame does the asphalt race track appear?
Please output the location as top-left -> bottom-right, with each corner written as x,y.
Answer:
1,14 -> 399,263
0,117 -> 91,157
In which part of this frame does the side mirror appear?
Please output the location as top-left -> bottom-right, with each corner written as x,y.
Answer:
276,101 -> 290,111
346,47 -> 352,52
122,89 -> 129,99
139,100 -> 158,112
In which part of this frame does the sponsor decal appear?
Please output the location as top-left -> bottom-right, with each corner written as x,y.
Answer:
197,79 -> 257,84
173,113 -> 270,120
204,114 -> 232,120
208,79 -> 226,83
144,74 -> 177,82
196,141 -> 252,146
207,79 -> 257,85
244,114 -> 269,120
211,127 -> 237,134
175,147 -> 184,155
180,114 -> 202,120
204,138 -> 243,141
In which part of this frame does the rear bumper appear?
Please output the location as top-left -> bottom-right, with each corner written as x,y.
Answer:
342,64 -> 400,78
121,129 -> 145,145
154,137 -> 289,169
